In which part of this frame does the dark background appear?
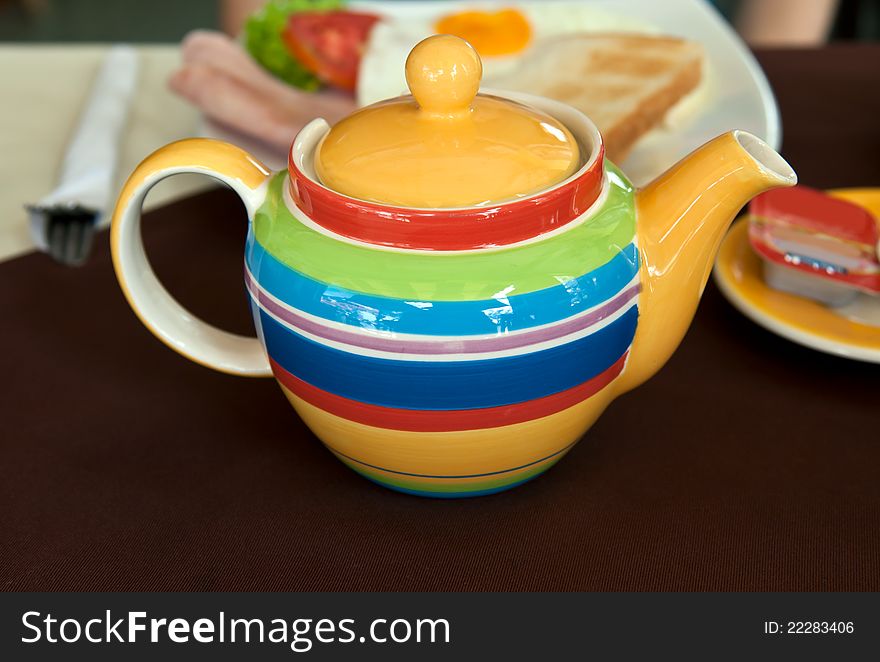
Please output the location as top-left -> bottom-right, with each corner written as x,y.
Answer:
0,0 -> 878,43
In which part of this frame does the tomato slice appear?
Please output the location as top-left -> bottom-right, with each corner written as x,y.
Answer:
282,11 -> 381,92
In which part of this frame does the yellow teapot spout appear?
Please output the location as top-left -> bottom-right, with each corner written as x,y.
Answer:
618,131 -> 796,393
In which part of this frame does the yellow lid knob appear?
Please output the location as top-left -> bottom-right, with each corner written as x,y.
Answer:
405,34 -> 481,117
315,35 -> 580,208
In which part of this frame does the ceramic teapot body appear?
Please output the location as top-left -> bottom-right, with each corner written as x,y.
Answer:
111,90 -> 795,496
249,95 -> 633,495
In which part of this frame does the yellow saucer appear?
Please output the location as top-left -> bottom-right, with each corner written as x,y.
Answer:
713,188 -> 880,363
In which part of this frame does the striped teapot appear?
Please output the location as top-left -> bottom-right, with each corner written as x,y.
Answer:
111,36 -> 796,497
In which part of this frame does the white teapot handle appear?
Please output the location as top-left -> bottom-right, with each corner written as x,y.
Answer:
110,138 -> 273,377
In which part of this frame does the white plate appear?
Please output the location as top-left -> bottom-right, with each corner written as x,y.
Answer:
204,0 -> 780,186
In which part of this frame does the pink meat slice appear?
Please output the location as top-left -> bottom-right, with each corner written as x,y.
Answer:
169,30 -> 355,151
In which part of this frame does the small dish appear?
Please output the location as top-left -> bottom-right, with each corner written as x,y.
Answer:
713,188 -> 880,363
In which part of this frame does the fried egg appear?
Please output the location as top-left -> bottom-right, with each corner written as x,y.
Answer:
356,1 -> 654,106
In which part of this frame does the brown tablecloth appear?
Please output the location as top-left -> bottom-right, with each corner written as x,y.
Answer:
2,45 -> 878,592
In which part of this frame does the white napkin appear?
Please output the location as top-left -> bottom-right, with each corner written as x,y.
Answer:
30,45 -> 139,249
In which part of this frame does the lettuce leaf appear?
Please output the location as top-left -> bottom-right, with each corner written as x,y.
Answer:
245,0 -> 343,91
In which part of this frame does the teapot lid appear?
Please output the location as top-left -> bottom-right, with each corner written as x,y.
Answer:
315,35 -> 580,208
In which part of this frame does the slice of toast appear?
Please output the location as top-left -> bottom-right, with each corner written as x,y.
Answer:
487,33 -> 704,162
